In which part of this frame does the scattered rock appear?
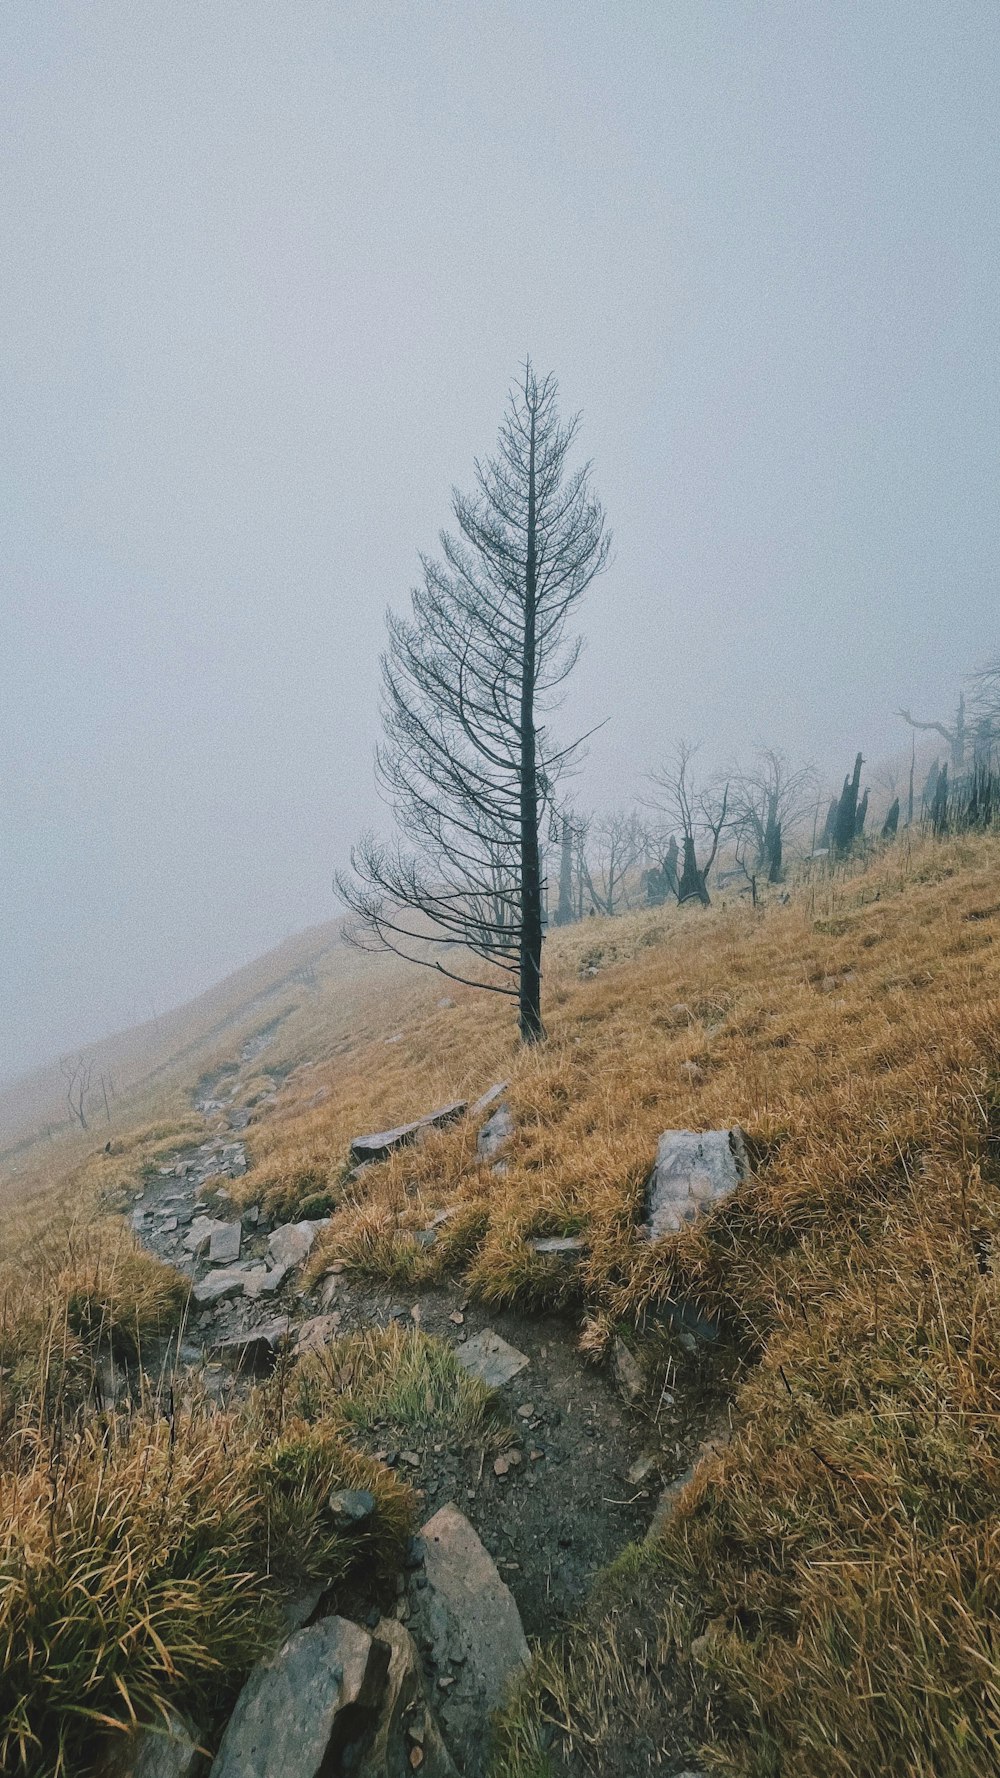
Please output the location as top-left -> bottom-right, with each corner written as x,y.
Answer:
268,1221 -> 321,1270
613,1338 -> 644,1403
209,1222 -> 242,1264
241,1262 -> 288,1299
627,1452 -> 659,1486
643,1127 -> 748,1240
453,1329 -> 529,1389
328,1488 -> 375,1529
528,1235 -> 586,1258
183,1217 -> 228,1256
209,1616 -> 388,1778
476,1103 -> 514,1161
350,1103 -> 468,1166
408,1505 -> 529,1776
209,1317 -> 291,1370
296,1313 -> 341,1355
357,1619 -> 457,1778
192,1268 -> 249,1308
318,1271 -> 341,1311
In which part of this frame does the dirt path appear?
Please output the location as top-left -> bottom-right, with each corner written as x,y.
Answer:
129,1070 -> 727,1640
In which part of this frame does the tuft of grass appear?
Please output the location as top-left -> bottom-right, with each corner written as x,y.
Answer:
295,1323 -> 505,1449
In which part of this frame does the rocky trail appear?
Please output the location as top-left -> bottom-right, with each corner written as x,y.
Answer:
119,1044 -> 727,1774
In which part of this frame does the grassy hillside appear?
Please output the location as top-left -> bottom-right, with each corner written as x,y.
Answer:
4,830 -> 1000,1774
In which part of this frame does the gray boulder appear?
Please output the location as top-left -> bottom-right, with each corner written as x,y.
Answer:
209,1222 -> 242,1264
350,1102 -> 467,1166
267,1221 -> 322,1270
476,1102 -> 514,1161
408,1505 -> 529,1775
210,1316 -> 291,1370
644,1127 -> 748,1240
192,1267 -> 249,1307
210,1616 -> 388,1778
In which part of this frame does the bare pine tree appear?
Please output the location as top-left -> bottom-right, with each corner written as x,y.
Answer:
648,742 -> 729,906
336,364 -> 609,1042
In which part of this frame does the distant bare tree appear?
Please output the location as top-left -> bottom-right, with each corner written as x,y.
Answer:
728,748 -> 817,884
581,809 -> 649,915
648,742 -> 729,907
336,363 -> 609,1043
61,1054 -> 93,1131
899,695 -> 967,770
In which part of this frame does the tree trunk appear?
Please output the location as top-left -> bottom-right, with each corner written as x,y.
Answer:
519,408 -> 544,1042
677,835 -> 710,905
555,816 -> 574,925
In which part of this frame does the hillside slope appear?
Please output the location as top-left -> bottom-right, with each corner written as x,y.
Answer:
4,832 -> 1000,1776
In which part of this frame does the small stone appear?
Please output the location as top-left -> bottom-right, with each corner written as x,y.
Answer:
628,1452 -> 659,1486
400,1450 -> 421,1468
493,1456 -> 509,1477
449,1311 -> 464,1325
517,1404 -> 534,1419
613,1338 -> 644,1403
327,1487 -> 375,1528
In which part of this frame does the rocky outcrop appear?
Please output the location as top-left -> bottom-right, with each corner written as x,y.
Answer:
209,1616 -> 388,1778
350,1102 -> 468,1166
643,1127 -> 748,1240
407,1505 -> 530,1776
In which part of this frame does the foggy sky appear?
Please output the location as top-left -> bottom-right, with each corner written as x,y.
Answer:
2,2 -> 998,1081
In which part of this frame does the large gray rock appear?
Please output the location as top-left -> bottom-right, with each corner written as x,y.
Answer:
209,1616 -> 388,1778
357,1619 -> 457,1778
267,1221 -> 322,1270
644,1127 -> 748,1240
184,1217 -> 228,1256
242,1261 -> 289,1299
209,1221 -> 242,1264
453,1329 -> 528,1389
192,1267 -> 249,1307
350,1102 -> 467,1166
408,1505 -> 529,1775
476,1102 -> 514,1161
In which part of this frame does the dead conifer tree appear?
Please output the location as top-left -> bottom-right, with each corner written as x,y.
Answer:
336,364 -> 609,1042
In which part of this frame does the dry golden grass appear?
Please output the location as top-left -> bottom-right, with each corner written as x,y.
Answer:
230,833 -> 1000,1774
7,830 -> 1000,1775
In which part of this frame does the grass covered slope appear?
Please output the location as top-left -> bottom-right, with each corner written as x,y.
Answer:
5,833 -> 1000,1774
244,835 -> 1000,1774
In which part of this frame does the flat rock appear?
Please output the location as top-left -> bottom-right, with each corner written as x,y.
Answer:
644,1127 -> 748,1240
268,1221 -> 322,1270
350,1101 -> 468,1166
184,1217 -> 228,1256
209,1616 -> 388,1778
453,1329 -> 529,1389
243,1262 -> 289,1299
192,1268 -> 249,1307
209,1222 -> 242,1264
210,1316 -> 291,1370
296,1313 -> 341,1355
358,1618 -> 457,1778
476,1102 -> 514,1161
528,1235 -> 586,1258
408,1505 -> 529,1775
